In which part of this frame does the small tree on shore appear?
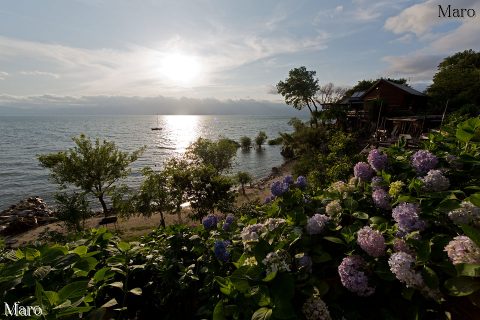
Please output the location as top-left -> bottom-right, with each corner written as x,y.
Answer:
255,131 -> 268,149
54,192 -> 92,232
163,157 -> 192,223
135,168 -> 174,228
38,134 -> 145,216
236,171 -> 253,195
240,136 -> 252,150
187,164 -> 234,220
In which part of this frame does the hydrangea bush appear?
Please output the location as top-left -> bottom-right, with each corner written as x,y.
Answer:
1,117 -> 480,319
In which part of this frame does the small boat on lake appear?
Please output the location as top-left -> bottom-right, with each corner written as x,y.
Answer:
151,115 -> 162,131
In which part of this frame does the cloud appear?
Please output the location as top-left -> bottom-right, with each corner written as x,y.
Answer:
0,71 -> 8,80
431,19 -> 480,52
383,53 -> 443,81
20,70 -> 60,78
383,0 -> 480,84
0,28 -> 329,97
384,0 -> 478,37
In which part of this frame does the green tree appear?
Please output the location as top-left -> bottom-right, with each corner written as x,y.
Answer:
186,137 -> 238,173
187,165 -> 234,220
135,168 -> 174,228
38,134 -> 144,216
239,136 -> 252,150
54,192 -> 92,232
255,131 -> 268,149
277,66 -> 320,127
236,171 -> 253,195
163,157 -> 192,223
427,49 -> 480,112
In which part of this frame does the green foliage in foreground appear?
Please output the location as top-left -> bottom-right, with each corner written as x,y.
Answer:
2,117 -> 480,319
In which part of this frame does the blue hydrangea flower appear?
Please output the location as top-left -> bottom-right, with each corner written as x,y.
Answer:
296,176 -> 307,189
271,181 -> 289,197
202,214 -> 218,229
283,175 -> 294,185
368,149 -> 387,172
411,150 -> 438,174
297,254 -> 313,273
354,162 -> 374,181
214,240 -> 230,262
222,214 -> 235,230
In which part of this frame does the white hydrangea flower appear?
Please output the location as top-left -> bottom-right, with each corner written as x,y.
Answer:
262,250 -> 290,274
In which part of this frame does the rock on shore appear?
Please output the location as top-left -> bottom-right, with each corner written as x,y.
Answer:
0,197 -> 56,236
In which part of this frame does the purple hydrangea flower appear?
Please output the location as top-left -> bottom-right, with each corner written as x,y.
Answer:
271,181 -> 289,197
388,252 -> 423,288
372,188 -> 391,210
393,238 -> 414,255
411,150 -> 438,174
306,214 -> 330,235
264,195 -> 273,204
421,170 -> 450,192
302,296 -> 331,320
202,214 -> 218,229
371,176 -> 385,191
448,201 -> 480,226
214,240 -> 230,262
368,149 -> 387,172
338,255 -> 375,296
389,252 -> 442,300
445,235 -> 480,265
354,162 -> 374,181
296,175 -> 308,189
357,226 -> 386,257
222,214 -> 235,230
283,175 -> 294,185
392,203 -> 426,233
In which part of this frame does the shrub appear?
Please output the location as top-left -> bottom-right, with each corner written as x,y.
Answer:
54,192 -> 92,232
239,136 -> 252,150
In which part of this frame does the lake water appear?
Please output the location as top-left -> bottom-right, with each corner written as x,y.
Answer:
0,115 -> 300,210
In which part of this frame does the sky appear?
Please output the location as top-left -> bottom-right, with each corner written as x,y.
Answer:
0,0 -> 479,113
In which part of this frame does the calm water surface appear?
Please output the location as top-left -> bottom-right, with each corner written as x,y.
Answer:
0,115 -> 299,210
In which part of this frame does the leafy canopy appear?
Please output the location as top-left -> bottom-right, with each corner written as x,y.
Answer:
186,137 -> 238,173
276,66 -> 319,113
38,134 -> 145,213
427,49 -> 480,111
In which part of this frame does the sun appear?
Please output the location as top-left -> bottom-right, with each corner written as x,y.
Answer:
160,53 -> 201,85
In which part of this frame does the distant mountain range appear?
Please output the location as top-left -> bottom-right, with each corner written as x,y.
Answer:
0,95 -> 308,116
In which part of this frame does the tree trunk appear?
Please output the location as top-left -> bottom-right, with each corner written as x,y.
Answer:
176,205 -> 182,223
241,184 -> 246,195
310,100 -> 319,128
159,211 -> 166,228
99,195 -> 108,217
